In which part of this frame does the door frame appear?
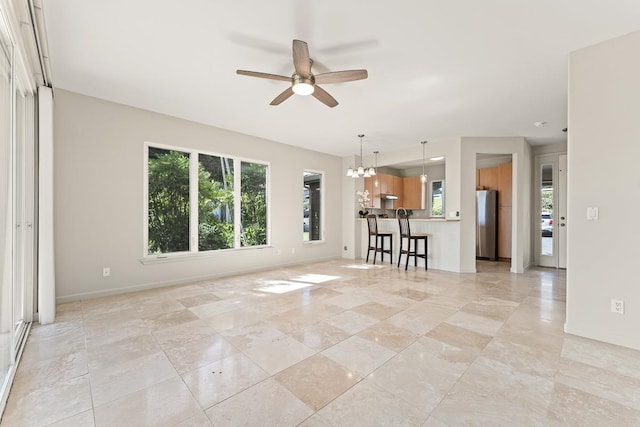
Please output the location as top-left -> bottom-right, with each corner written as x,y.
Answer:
535,152 -> 567,268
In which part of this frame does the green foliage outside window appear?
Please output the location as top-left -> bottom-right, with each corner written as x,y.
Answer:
241,162 -> 267,246
147,147 -> 268,255
148,149 -> 190,254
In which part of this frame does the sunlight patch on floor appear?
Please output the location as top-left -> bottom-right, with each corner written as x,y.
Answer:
290,274 -> 341,284
254,280 -> 314,294
341,264 -> 385,270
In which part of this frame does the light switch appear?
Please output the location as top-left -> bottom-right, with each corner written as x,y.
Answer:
586,207 -> 599,220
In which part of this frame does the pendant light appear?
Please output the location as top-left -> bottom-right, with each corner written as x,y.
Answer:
346,134 -> 370,178
420,141 -> 428,183
373,151 -> 379,187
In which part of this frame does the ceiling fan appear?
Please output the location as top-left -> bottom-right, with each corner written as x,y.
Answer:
236,39 -> 368,108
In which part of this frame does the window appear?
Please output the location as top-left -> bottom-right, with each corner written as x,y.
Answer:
303,171 -> 323,241
145,144 -> 269,256
430,180 -> 444,217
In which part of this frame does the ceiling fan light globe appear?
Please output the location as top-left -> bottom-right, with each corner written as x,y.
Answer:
292,82 -> 314,96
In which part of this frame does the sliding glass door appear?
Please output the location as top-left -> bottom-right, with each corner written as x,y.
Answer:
0,21 -> 13,404
0,14 -> 35,413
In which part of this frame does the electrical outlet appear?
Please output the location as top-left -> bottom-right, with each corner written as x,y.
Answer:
611,299 -> 624,314
102,267 -> 110,277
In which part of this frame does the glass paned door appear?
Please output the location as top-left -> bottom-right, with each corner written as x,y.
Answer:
0,26 -> 13,402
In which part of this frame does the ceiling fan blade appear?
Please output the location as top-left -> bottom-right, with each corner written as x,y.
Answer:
292,39 -> 311,77
312,85 -> 338,108
314,69 -> 368,85
270,87 -> 295,105
236,70 -> 291,82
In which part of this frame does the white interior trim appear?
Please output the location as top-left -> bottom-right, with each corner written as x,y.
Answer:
37,86 -> 54,324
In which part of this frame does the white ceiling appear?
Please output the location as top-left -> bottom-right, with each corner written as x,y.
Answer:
42,0 -> 640,157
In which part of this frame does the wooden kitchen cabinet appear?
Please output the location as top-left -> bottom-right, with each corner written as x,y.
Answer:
379,173 -> 393,195
363,176 -> 381,208
393,175 -> 404,206
498,206 -> 512,258
402,176 -> 422,209
478,167 -> 498,190
498,162 -> 512,207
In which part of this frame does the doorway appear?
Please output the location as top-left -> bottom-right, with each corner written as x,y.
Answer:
475,153 -> 514,271
535,153 -> 567,268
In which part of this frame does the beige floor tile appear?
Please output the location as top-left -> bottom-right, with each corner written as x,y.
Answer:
188,298 -> 245,319
289,321 -> 351,351
48,409 -> 95,427
11,349 -> 88,393
181,352 -> 269,409
219,321 -> 286,350
460,296 -> 519,321
297,413 -> 334,427
90,351 -> 178,407
93,377 -> 201,427
324,309 -> 379,335
205,307 -> 267,331
1,375 -> 92,426
87,332 -> 160,371
366,337 -> 472,413
7,260 -> 640,426
242,335 -> 316,374
20,324 -> 86,364
393,287 -> 432,301
205,378 -> 313,426
444,310 -> 504,336
426,322 -> 492,354
431,355 -> 554,425
546,382 -> 640,426
316,379 -> 428,426
84,318 -> 150,349
143,309 -> 200,332
351,301 -> 403,320
561,334 -> 640,380
172,410 -> 213,427
387,302 -> 457,335
275,353 -> 362,410
481,335 -> 561,378
357,321 -> 422,352
322,335 -> 396,377
164,333 -> 238,373
152,318 -> 219,348
134,298 -> 186,318
554,357 -> 640,411
177,292 -> 222,308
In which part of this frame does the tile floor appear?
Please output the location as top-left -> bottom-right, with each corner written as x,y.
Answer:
2,259 -> 640,426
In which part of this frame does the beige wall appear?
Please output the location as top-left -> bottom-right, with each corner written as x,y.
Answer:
53,90 -> 343,302
566,30 -> 640,350
460,137 -> 532,273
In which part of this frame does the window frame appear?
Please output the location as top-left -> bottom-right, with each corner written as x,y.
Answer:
429,179 -> 445,218
143,142 -> 270,260
302,169 -> 325,244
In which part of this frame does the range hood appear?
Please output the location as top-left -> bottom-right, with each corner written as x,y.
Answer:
381,194 -> 398,200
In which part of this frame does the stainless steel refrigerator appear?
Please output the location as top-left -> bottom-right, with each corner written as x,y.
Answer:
476,190 -> 498,260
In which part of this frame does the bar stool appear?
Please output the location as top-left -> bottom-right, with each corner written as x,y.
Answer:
366,215 -> 393,264
397,213 -> 429,270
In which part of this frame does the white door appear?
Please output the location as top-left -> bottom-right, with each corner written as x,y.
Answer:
535,153 -> 567,268
558,155 -> 567,269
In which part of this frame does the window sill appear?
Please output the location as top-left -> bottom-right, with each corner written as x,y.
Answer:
303,240 -> 326,246
140,245 -> 271,264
